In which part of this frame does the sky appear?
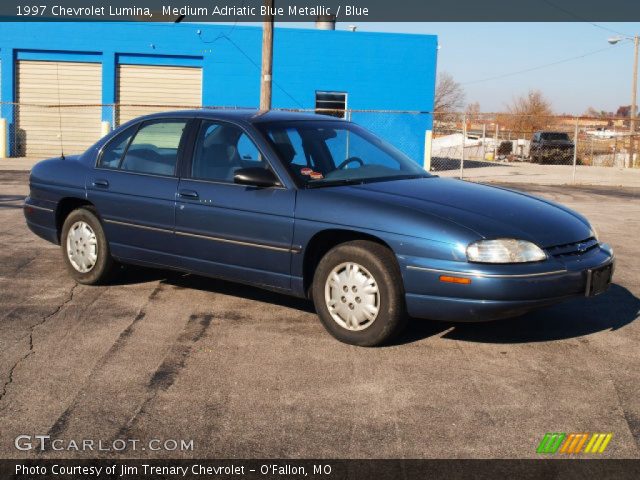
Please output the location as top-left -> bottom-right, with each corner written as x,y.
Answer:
274,21 -> 640,114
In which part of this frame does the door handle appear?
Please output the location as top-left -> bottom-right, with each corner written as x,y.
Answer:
92,179 -> 109,188
178,189 -> 199,199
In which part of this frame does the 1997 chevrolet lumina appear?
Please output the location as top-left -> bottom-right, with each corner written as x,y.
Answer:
24,110 -> 614,346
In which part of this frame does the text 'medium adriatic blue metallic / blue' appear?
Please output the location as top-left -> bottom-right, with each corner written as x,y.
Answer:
24,110 -> 615,346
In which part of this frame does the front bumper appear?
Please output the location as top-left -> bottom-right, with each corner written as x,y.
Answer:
402,243 -> 614,322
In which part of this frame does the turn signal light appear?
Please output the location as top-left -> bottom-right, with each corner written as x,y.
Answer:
439,275 -> 472,284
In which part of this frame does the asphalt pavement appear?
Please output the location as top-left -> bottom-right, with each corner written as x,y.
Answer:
1,171 -> 638,459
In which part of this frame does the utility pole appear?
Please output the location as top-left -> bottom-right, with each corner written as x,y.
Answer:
608,34 -> 640,167
630,34 -> 639,167
259,0 -> 274,110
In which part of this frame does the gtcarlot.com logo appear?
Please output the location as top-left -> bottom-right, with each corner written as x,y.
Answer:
537,433 -> 612,454
14,435 -> 194,452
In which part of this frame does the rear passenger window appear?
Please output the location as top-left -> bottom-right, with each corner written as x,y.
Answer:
98,127 -> 135,169
120,121 -> 187,176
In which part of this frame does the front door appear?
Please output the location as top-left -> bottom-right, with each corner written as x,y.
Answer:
174,120 -> 296,290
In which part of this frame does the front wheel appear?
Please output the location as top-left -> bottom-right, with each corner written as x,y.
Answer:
312,240 -> 407,346
60,207 -> 114,285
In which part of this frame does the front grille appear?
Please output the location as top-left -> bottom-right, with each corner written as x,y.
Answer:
546,237 -> 598,258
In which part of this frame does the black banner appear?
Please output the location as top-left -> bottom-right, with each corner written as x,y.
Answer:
2,0 -> 640,22
1,459 -> 639,480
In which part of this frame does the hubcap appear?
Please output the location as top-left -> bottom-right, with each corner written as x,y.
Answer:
66,221 -> 98,273
324,262 -> 380,331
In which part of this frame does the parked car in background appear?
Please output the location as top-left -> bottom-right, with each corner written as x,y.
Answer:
586,128 -> 624,139
530,131 -> 575,164
24,110 -> 614,346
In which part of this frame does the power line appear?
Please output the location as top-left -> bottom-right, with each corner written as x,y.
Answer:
221,35 -> 304,108
463,42 -> 627,85
541,0 -> 633,37
197,23 -> 304,108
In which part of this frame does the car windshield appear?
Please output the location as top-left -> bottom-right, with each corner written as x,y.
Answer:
541,132 -> 570,141
256,120 -> 430,187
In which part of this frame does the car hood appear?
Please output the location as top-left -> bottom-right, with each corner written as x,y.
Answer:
340,177 -> 592,247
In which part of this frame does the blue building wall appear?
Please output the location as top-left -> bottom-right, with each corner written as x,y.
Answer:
0,22 -> 437,161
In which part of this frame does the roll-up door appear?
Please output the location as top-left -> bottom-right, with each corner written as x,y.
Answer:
116,65 -> 202,125
16,60 -> 102,157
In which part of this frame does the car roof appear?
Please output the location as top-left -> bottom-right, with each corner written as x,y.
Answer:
131,109 -> 344,124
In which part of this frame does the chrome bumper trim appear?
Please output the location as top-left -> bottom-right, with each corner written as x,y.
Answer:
105,218 -> 299,254
24,203 -> 54,212
406,265 -> 568,278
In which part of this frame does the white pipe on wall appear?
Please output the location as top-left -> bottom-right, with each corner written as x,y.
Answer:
101,121 -> 111,138
0,118 -> 7,159
424,130 -> 433,171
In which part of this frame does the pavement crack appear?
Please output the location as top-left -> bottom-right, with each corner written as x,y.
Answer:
0,282 -> 78,405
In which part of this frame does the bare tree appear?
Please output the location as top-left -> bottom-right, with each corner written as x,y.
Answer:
584,106 -> 613,118
434,72 -> 465,122
503,90 -> 553,136
465,101 -> 481,124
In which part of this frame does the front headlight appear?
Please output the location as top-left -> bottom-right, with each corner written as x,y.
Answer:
466,239 -> 547,263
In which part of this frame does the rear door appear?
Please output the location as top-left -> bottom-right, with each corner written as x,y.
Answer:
174,119 -> 296,289
87,119 -> 191,266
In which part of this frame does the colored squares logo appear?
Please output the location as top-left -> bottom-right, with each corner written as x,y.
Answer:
537,433 -> 612,454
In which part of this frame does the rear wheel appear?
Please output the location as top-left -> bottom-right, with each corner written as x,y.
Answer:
60,207 -> 114,285
312,240 -> 407,346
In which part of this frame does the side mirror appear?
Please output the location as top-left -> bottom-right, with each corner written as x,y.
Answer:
233,167 -> 281,188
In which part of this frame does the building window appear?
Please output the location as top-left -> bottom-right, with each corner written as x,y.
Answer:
315,91 -> 347,118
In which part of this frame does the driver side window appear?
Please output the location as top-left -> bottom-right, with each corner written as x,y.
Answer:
191,121 -> 268,183
236,134 -> 262,163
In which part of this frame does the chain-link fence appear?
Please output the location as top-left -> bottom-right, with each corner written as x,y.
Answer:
2,104 -> 640,187
1,104 -> 430,166
430,112 -> 640,187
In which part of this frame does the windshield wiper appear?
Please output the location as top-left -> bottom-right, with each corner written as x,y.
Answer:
306,178 -> 365,188
305,174 -> 431,189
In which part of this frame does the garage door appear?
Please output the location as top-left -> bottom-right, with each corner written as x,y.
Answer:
117,65 -> 202,125
16,60 -> 102,158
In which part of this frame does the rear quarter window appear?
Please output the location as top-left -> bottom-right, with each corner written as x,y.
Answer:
98,126 -> 136,169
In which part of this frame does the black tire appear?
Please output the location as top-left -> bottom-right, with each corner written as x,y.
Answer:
312,240 -> 407,347
60,207 -> 114,285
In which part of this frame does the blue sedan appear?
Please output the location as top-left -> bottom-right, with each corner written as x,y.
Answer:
24,110 -> 615,346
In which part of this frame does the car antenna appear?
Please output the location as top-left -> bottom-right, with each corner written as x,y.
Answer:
55,62 -> 65,160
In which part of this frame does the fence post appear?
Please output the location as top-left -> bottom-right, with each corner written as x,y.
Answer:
460,113 -> 466,179
346,109 -> 352,159
0,118 -> 6,159
493,123 -> 499,160
572,116 -> 579,184
481,123 -> 486,160
423,129 -> 432,171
